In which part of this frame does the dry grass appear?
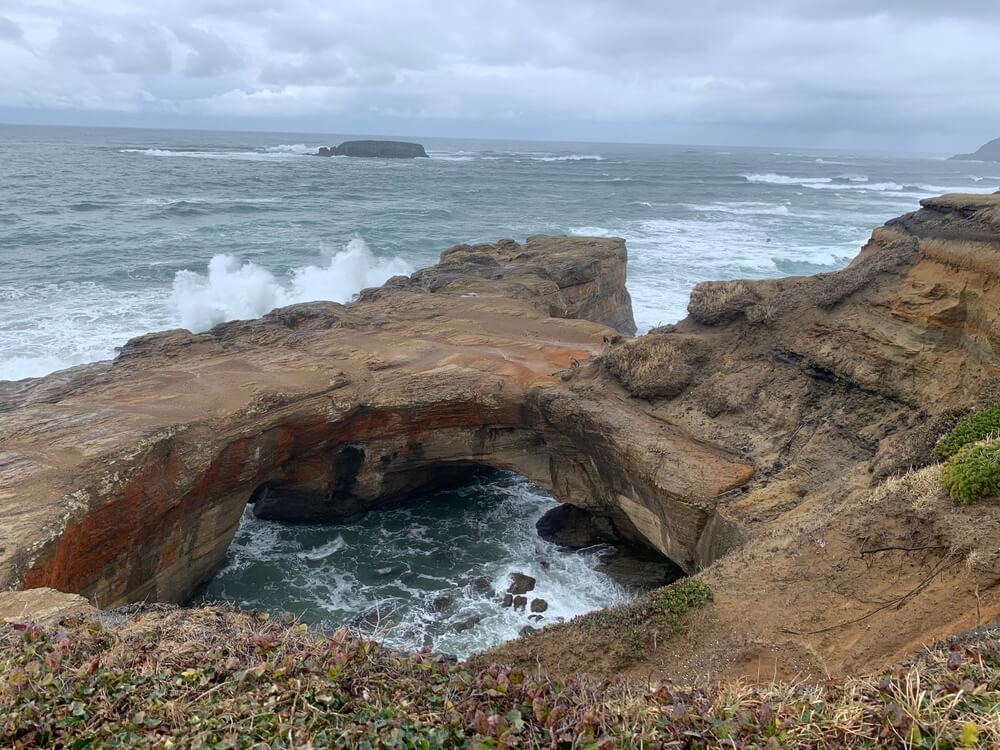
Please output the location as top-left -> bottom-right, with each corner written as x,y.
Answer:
869,464 -> 945,511
5,604 -> 1000,747
687,280 -> 759,324
603,334 -> 708,399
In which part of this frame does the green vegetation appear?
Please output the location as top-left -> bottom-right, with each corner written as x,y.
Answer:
578,578 -> 713,652
652,578 -> 714,634
933,403 -> 1000,460
4,605 -> 1000,748
941,440 -> 1000,505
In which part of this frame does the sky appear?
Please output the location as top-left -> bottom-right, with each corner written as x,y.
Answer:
0,1 -> 998,151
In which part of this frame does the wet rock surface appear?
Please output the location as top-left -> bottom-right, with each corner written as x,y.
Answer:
507,573 -> 537,595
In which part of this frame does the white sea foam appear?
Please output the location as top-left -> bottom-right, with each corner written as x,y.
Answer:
744,173 -> 833,185
264,144 -> 315,154
532,154 -> 604,162
685,201 -> 791,215
121,146 -> 316,161
0,238 -> 411,381
569,226 -> 615,237
742,173 -> 996,195
170,238 -> 412,332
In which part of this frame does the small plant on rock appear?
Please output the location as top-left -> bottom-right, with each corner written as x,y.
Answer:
933,403 -> 1000,460
940,439 -> 1000,505
653,578 -> 714,634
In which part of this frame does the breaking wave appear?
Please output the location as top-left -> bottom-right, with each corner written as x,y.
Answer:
170,238 -> 412,332
120,144 -> 318,161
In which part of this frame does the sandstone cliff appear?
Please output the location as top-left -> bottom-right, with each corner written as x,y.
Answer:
3,195 -> 1000,684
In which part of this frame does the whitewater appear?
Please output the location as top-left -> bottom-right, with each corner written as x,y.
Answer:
3,124 -> 998,654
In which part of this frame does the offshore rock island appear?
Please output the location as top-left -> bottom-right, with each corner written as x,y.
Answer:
3,194 -> 1000,745
316,140 -> 429,158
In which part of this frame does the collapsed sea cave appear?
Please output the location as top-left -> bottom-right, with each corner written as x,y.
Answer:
190,468 -> 685,657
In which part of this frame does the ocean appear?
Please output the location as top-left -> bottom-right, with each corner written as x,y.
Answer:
3,123 -> 998,654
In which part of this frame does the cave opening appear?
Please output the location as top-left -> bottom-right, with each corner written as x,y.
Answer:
191,468 -> 683,656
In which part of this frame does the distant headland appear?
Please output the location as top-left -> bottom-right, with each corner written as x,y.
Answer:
316,140 -> 429,158
949,136 -> 1000,162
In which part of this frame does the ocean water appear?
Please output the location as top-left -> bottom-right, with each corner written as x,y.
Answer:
4,124 -> 999,653
192,473 -> 631,657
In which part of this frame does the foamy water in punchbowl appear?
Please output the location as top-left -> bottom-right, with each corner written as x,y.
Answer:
4,124 -> 998,653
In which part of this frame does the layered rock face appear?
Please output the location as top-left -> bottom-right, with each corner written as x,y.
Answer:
0,235 -> 744,609
490,193 -> 1000,680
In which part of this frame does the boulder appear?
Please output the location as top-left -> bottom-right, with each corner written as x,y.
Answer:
507,573 -> 536,595
512,595 -> 528,612
530,598 -> 548,613
0,588 -> 94,626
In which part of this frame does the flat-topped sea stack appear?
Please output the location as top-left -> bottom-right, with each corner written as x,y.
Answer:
950,136 -> 1000,162
3,194 -> 1000,684
317,140 -> 428,158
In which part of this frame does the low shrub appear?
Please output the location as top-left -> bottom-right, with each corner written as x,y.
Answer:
941,439 -> 1000,505
653,578 -> 714,632
933,403 -> 1000,460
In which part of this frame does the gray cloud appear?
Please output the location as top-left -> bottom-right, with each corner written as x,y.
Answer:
174,25 -> 242,77
0,0 -> 997,150
0,16 -> 23,41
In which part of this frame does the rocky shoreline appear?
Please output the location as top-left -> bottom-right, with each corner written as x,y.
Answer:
2,193 -> 1000,685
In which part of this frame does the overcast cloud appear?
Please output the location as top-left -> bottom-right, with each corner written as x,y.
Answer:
1,0 -> 997,150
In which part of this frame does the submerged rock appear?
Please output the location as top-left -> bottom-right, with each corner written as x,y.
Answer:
430,595 -> 454,613
471,577 -> 494,597
454,615 -> 482,633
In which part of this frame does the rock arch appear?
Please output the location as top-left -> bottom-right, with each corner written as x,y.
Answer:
0,237 -> 752,608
